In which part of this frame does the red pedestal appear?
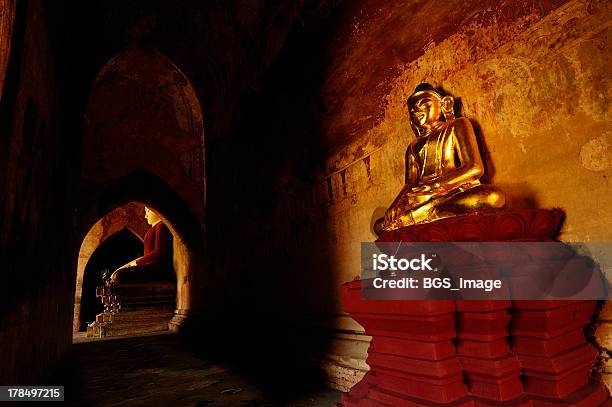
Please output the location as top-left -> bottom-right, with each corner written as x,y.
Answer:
456,300 -> 524,403
511,301 -> 601,403
339,210 -> 609,406
341,290 -> 467,405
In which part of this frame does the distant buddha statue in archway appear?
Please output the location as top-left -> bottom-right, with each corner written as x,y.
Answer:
111,206 -> 174,284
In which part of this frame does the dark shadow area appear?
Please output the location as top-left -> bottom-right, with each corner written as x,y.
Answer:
51,333 -> 340,407
74,16 -> 343,391
183,6 -> 346,403
183,317 -> 333,403
79,229 -> 143,331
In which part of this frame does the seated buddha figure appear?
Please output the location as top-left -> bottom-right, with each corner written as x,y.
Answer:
376,83 -> 505,234
110,206 -> 174,284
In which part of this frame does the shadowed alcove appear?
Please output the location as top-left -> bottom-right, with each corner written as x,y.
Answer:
74,171 -> 204,338
78,228 -> 143,331
73,202 -> 149,332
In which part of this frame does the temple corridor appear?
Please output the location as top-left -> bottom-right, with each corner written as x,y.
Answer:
2,0 -> 612,406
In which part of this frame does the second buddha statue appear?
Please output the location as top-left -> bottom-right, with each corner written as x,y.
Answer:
375,83 -> 505,234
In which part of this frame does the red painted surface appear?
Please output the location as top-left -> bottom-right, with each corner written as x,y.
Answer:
339,210 -> 609,406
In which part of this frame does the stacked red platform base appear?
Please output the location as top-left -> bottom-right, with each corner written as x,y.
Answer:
339,210 -> 610,406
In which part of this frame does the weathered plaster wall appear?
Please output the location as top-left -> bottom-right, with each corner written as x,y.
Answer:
343,0 -> 612,242
215,0 -> 612,391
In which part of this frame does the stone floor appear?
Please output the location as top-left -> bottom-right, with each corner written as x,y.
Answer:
59,332 -> 340,407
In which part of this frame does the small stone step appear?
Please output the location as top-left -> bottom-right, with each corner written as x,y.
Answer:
101,321 -> 170,337
88,282 -> 177,338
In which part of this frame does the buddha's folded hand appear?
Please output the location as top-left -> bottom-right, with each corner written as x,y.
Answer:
110,269 -> 121,284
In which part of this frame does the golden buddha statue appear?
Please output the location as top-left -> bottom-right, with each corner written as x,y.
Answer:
375,83 -> 505,234
110,207 -> 174,284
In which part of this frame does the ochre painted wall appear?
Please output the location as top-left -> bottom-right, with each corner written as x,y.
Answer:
214,0 -> 612,391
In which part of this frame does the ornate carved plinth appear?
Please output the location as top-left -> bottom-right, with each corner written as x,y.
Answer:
339,210 -> 609,406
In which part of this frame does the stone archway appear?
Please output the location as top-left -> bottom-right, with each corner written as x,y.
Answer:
82,45 -> 206,220
75,170 -> 203,336
78,228 -> 144,332
75,45 -> 208,333
73,202 -> 149,332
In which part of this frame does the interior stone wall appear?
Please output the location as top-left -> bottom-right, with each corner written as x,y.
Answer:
0,0 -> 76,385
213,0 -> 612,391
82,45 -> 206,220
0,0 -> 15,101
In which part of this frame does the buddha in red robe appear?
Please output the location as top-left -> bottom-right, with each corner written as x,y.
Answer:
110,207 -> 174,284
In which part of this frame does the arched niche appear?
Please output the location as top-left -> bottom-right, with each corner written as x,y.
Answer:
78,228 -> 144,332
82,45 -> 206,220
74,170 -> 203,334
75,46 -> 207,331
73,202 -> 149,332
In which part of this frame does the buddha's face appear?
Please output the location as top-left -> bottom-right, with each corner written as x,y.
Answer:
409,92 -> 443,134
144,207 -> 161,226
408,89 -> 455,137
